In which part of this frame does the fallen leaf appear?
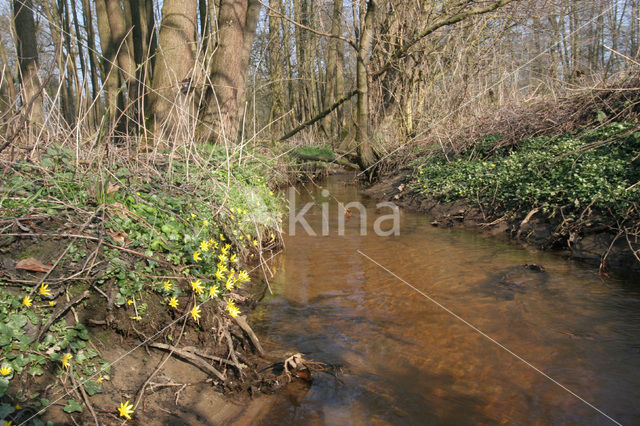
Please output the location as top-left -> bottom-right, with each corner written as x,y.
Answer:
16,257 -> 52,273
107,229 -> 127,244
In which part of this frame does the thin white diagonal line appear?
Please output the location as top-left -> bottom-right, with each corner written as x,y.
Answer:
356,249 -> 622,426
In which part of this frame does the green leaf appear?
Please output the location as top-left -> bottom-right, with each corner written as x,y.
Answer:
83,380 -> 103,396
0,402 -> 15,418
63,399 -> 83,414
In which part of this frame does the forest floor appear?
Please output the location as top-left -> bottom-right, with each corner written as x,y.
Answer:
0,145 -> 316,425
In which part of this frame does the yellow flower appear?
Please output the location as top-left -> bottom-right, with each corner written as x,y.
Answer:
226,300 -> 241,318
168,297 -> 179,309
190,280 -> 204,295
130,316 -> 142,321
5,421 -> 12,426
49,301 -> 56,307
202,219 -> 209,227
252,239 -> 259,247
127,299 -> 134,305
118,400 -> 134,420
229,254 -> 238,263
209,285 -> 220,298
96,375 -> 103,384
190,212 -> 197,219
190,304 -> 201,322
22,296 -> 32,307
0,365 -> 12,376
221,244 -> 231,254
237,270 -> 250,283
15,403 -> 20,410
39,283 -> 51,297
61,353 -> 72,369
219,233 -> 225,241
218,254 -> 228,264
200,240 -> 210,252
193,251 -> 202,262
269,191 -> 274,196
491,163 -> 496,167
225,276 -> 235,290
215,269 -> 225,281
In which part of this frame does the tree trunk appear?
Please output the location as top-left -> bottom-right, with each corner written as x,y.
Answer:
96,0 -> 123,123
356,0 -> 376,170
105,0 -> 137,106
13,0 -> 44,126
201,0 -> 258,143
150,0 -> 197,127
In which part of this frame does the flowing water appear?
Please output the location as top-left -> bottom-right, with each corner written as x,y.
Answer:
250,173 -> 640,425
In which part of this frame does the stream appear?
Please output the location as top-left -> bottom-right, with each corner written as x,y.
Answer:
249,173 -> 640,425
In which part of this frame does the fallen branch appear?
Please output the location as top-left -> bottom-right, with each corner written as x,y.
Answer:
36,290 -> 89,341
279,90 -> 357,142
149,342 -> 226,382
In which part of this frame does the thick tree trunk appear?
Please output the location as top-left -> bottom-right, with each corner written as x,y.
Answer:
150,0 -> 197,127
13,0 -> 44,126
202,0 -> 259,143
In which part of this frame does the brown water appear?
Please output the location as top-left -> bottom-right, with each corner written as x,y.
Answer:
250,173 -> 640,425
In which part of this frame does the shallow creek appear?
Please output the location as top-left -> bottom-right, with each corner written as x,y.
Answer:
249,173 -> 640,425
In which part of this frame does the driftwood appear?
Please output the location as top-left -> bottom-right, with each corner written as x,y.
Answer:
149,342 -> 226,382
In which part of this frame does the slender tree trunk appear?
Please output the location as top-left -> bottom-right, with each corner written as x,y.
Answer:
267,0 -> 284,134
13,0 -> 44,126
96,0 -> 123,123
105,0 -> 137,107
0,36 -> 17,113
235,0 -> 261,137
150,0 -> 197,127
356,0 -> 377,169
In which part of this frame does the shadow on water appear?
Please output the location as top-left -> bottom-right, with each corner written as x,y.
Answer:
250,173 -> 640,425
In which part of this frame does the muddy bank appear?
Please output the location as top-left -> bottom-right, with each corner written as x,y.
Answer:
364,173 -> 640,277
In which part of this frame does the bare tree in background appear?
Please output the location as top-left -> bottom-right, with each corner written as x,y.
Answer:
13,0 -> 44,127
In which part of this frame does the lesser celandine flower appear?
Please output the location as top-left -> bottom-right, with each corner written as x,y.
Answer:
218,254 -> 228,263
190,280 -> 204,294
237,270 -> 250,283
163,280 -> 172,291
215,269 -> 225,281
226,300 -> 240,318
0,364 -> 12,376
193,251 -> 202,262
22,296 -> 32,307
118,400 -> 134,420
190,305 -> 201,322
39,283 -> 51,297
202,219 -> 209,227
225,276 -> 235,290
229,254 -> 238,263
61,353 -> 72,369
209,285 -> 220,298
168,297 -> 179,309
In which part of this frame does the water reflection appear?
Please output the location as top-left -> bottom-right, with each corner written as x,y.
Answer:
250,173 -> 640,425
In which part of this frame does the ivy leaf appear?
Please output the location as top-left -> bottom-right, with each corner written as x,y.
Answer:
63,399 -> 83,414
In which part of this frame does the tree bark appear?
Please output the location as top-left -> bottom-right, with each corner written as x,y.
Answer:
356,0 -> 376,169
150,0 -> 197,127
13,0 -> 44,126
202,0 -> 259,143
96,0 -> 123,123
